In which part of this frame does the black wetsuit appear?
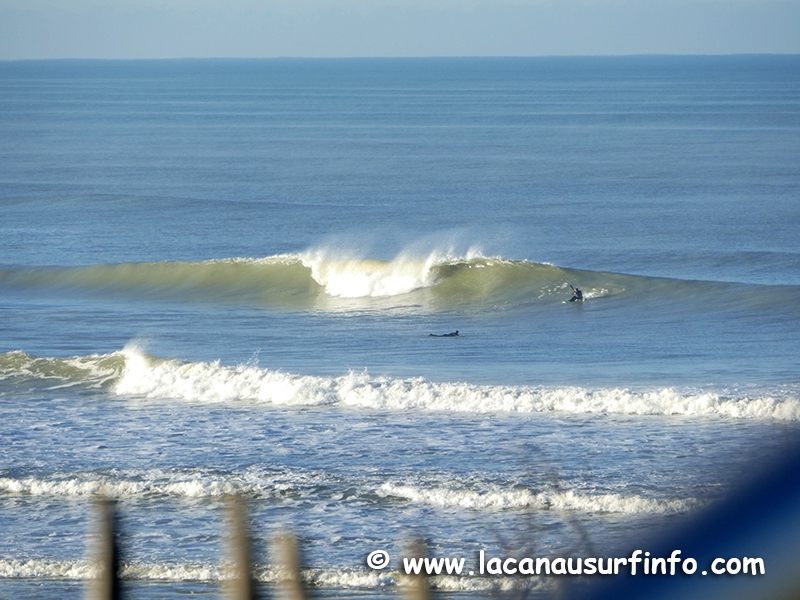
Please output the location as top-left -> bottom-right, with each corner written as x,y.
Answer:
569,289 -> 583,302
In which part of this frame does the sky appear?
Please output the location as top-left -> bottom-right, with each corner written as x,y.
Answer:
0,0 -> 799,59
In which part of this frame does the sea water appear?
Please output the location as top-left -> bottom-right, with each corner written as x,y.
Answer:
1,56 -> 799,598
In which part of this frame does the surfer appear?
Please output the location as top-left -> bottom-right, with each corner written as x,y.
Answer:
569,285 -> 583,302
429,331 -> 460,337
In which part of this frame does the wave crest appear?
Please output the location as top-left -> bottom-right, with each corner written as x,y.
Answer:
299,246 -> 491,298
3,348 -> 798,420
0,250 -> 607,308
115,347 -> 800,419
1,248 -> 796,310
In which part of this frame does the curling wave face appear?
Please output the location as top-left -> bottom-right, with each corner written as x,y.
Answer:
3,348 -> 798,420
0,251 -> 577,309
1,249 -> 796,312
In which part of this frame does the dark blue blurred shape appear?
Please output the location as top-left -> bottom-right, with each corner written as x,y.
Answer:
574,443 -> 800,600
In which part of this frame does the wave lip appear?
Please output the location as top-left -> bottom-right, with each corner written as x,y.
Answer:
0,248 -> 581,307
2,247 -> 797,310
299,246 -> 490,298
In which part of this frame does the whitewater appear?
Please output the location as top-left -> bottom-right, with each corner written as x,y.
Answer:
3,347 -> 799,419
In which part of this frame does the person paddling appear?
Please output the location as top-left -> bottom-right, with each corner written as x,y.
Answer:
569,285 -> 583,302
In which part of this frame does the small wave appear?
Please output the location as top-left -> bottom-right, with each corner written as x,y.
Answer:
0,466 -> 328,500
0,350 -> 123,389
376,483 -> 696,515
0,467 -> 694,518
0,558 -> 95,580
0,558 -> 550,592
0,473 -> 242,499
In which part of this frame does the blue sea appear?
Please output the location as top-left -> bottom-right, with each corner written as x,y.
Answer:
1,56 -> 799,598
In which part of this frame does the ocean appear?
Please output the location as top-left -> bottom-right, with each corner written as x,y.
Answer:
1,56 -> 799,598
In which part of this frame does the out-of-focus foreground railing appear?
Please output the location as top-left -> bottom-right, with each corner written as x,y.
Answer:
84,494 -> 432,600
85,444 -> 800,600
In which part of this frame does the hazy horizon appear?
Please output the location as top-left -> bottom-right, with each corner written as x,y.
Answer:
2,0 -> 799,60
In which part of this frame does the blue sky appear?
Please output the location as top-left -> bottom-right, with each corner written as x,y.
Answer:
1,0 -> 799,59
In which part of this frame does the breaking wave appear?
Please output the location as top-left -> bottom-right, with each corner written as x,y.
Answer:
2,348 -> 799,420
1,248 -> 793,311
376,483 -> 696,514
0,250 -> 585,309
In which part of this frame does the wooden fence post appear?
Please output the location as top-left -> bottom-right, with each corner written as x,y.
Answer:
227,495 -> 256,600
275,533 -> 307,600
86,497 -> 121,600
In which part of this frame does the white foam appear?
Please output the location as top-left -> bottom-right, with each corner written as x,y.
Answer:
300,253 -> 433,298
0,558 -> 94,580
337,372 -> 800,420
122,562 -> 221,582
0,465 -> 344,500
113,347 -> 800,420
0,464 -> 289,499
0,473 -> 242,498
0,559 -> 224,583
299,246 -> 486,298
377,483 -> 695,514
115,345 -> 336,405
295,567 -> 396,588
0,559 -> 547,592
0,467 -> 694,518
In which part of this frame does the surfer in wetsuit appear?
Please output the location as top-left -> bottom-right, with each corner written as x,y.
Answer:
569,285 -> 583,302
429,331 -> 460,337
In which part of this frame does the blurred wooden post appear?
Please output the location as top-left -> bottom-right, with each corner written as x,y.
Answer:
275,533 -> 307,600
403,539 -> 430,600
227,495 -> 256,600
86,497 -> 121,600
